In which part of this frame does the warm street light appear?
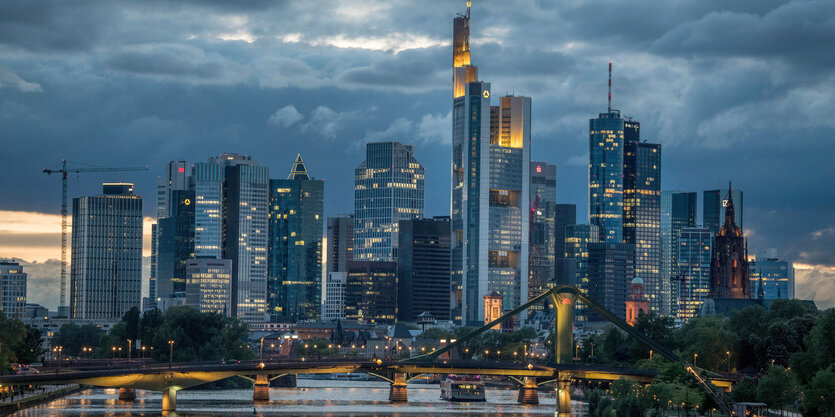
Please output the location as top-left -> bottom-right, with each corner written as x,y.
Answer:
726,351 -> 731,373
127,339 -> 132,362
168,340 -> 175,369
693,353 -> 698,367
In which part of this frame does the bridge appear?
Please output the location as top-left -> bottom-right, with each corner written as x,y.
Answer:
0,285 -> 737,415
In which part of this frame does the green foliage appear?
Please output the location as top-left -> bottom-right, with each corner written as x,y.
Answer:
802,366 -> 835,417
18,325 -> 47,364
806,308 -> 835,370
789,350 -> 818,385
148,306 -> 253,363
297,338 -> 337,359
675,315 -> 735,371
627,311 -> 675,360
756,366 -> 800,411
731,377 -> 758,403
50,323 -> 105,356
0,312 -> 27,370
587,388 -> 616,417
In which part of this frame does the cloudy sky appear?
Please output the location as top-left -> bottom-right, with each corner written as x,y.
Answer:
1,0 -> 833,309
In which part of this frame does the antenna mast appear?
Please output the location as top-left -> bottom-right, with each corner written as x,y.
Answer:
464,1 -> 471,52
608,62 -> 612,112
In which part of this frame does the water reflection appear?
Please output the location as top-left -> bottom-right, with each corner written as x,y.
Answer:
11,379 -> 577,416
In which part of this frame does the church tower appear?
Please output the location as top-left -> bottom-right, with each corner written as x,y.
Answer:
709,183 -> 749,299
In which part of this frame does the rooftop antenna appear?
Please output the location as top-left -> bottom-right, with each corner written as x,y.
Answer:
464,1 -> 471,52
608,62 -> 612,113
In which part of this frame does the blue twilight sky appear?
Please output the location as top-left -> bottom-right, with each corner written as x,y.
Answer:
0,0 -> 833,308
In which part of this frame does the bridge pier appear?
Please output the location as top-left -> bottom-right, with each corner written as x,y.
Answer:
517,377 -> 539,405
388,373 -> 408,403
253,374 -> 270,401
162,387 -> 179,412
118,387 -> 136,402
555,374 -> 571,417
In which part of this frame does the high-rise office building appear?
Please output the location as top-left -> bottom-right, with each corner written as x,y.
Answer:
185,258 -> 232,315
710,185 -> 749,299
451,4 -> 531,324
529,161 -> 556,304
750,251 -> 794,300
156,189 -> 195,303
661,191 -> 697,314
589,110 -> 625,243
354,141 -> 425,262
327,215 -> 354,273
70,183 -> 142,320
267,155 -> 324,322
0,260 -> 27,319
587,242 -> 635,321
704,188 -> 743,236
675,227 -> 712,320
345,261 -> 398,324
623,124 -> 661,313
564,224 -> 600,321
156,161 -> 191,219
145,222 -> 159,311
554,204 -> 577,285
323,272 -> 346,321
397,217 -> 451,322
192,161 -> 224,259
219,154 -> 270,323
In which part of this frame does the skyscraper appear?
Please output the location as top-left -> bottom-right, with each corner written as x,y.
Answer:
662,191 -> 697,314
587,242 -> 635,322
622,123 -> 661,313
345,261 -> 398,324
70,183 -> 142,320
156,189 -> 196,304
676,227 -> 712,320
0,260 -> 27,319
354,141 -> 425,262
267,155 -> 324,322
704,188 -> 743,236
554,204 -> 577,285
192,161 -> 224,259
589,110 -> 624,243
529,161 -> 556,303
397,217 -> 451,322
450,3 -> 530,324
325,214 -> 353,321
710,184 -> 749,299
220,154 -> 269,323
564,224 -> 600,322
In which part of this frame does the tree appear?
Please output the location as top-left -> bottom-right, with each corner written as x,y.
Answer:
757,366 -> 799,415
50,323 -> 105,356
140,308 -> 164,346
675,316 -> 735,371
150,306 -> 252,362
0,312 -> 26,371
802,366 -> 835,417
790,350 -> 818,386
17,325 -> 46,364
627,311 -> 675,361
122,306 -> 141,342
806,309 -> 835,370
765,321 -> 799,366
731,377 -> 758,403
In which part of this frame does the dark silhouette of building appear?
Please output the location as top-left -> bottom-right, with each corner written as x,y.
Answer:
397,217 -> 451,322
345,261 -> 397,324
709,184 -> 749,299
587,242 -> 635,321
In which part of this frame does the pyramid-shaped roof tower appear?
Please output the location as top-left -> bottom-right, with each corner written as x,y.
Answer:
288,154 -> 310,180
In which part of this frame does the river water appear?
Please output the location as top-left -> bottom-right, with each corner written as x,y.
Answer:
8,379 -> 587,416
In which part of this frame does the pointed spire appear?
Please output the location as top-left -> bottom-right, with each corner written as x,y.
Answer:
287,153 -> 310,180
723,181 -> 736,229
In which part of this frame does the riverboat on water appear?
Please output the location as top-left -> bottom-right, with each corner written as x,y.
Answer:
440,375 -> 486,402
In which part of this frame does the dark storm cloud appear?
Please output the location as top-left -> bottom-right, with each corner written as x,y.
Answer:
1,0 -> 834,307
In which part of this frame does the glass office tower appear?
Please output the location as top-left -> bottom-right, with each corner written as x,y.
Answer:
749,252 -> 794,300
529,161 -> 557,305
564,224 -> 600,322
589,110 -> 624,243
676,227 -> 712,321
354,141 -> 425,262
704,188 -> 743,236
268,155 -> 324,322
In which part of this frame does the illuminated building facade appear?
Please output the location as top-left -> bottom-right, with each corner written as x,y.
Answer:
564,224 -> 600,321
70,183 -> 142,320
451,3 -> 530,325
704,188 -> 743,237
345,261 -> 398,324
709,185 -> 749,299
589,110 -> 624,243
192,161 -> 224,258
554,204 -> 577,285
749,252 -> 794,300
325,215 -> 353,320
623,123 -> 662,313
156,189 -> 195,304
267,155 -> 323,322
323,272 -> 346,321
483,291 -> 502,330
354,141 -> 424,262
587,242 -> 635,321
676,227 -> 712,321
185,258 -> 232,315
529,162 -> 556,304
397,217 -> 451,322
663,191 -> 697,315
220,154 -> 270,323
0,260 -> 27,319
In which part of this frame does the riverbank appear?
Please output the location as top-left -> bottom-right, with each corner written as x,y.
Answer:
0,385 -> 81,415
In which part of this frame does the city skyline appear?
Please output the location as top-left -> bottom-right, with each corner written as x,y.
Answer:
1,1 -> 833,310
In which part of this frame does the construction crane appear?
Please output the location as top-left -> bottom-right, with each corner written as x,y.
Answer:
43,160 -> 148,307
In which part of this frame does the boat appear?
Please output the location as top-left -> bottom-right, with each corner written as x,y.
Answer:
330,373 -> 370,381
440,375 -> 486,402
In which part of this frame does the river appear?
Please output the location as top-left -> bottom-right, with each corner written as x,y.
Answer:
8,379 -> 587,416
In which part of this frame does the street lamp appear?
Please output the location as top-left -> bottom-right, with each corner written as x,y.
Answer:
168,340 -> 175,369
112,346 -> 117,359
127,339 -> 132,362
693,353 -> 698,367
726,351 -> 731,373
